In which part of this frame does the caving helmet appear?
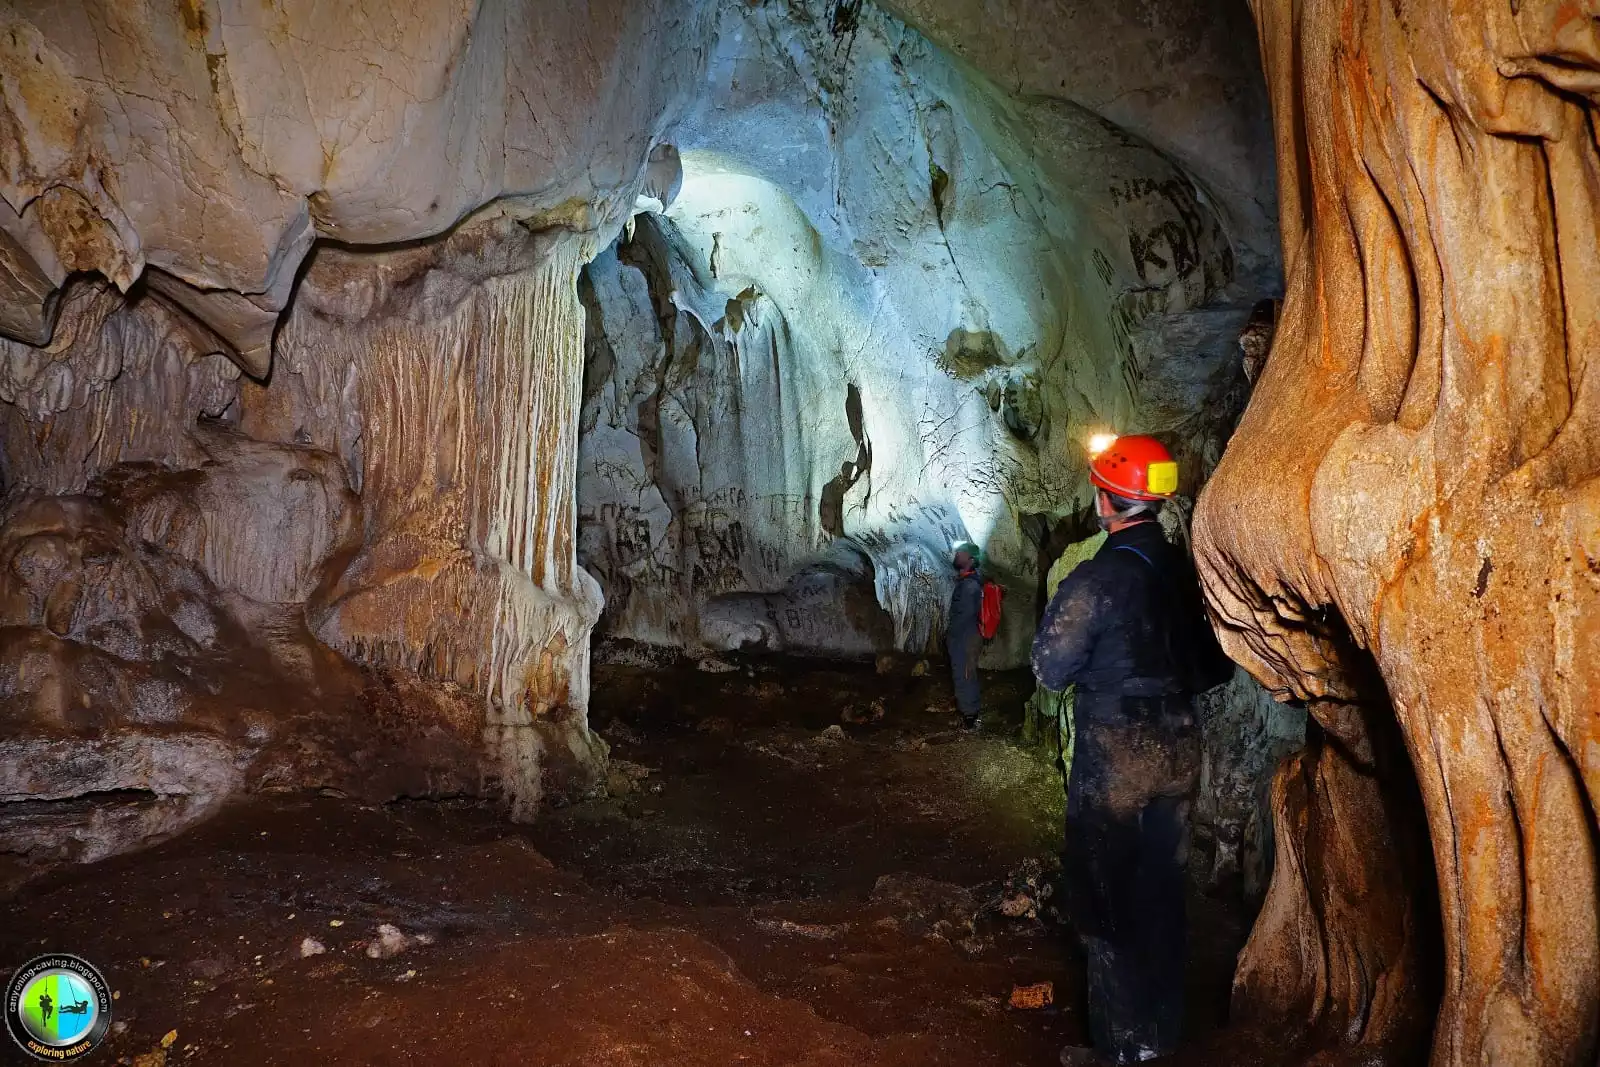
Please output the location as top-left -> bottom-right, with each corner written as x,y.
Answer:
1087,434 -> 1178,502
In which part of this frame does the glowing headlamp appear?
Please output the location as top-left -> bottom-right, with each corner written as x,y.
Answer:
1086,432 -> 1118,457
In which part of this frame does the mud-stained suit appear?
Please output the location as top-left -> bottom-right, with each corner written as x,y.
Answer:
1032,519 -> 1231,1063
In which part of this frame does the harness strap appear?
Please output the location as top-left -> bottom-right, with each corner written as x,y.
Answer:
1113,544 -> 1155,567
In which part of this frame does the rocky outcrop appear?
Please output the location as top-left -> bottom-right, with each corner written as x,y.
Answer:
0,0 -> 718,872
1193,665 -> 1306,897
1194,1 -> 1600,1061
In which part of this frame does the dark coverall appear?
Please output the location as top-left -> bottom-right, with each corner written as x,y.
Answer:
948,566 -> 984,722
1031,520 -> 1230,1063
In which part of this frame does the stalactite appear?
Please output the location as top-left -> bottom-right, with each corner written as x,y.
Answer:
0,281 -> 241,494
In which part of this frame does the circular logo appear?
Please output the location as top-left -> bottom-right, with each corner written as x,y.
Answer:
5,955 -> 111,1061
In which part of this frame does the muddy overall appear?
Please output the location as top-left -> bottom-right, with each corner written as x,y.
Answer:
1030,518 -> 1232,1063
1064,692 -> 1200,1061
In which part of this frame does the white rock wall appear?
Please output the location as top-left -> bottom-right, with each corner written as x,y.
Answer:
578,0 -> 1261,666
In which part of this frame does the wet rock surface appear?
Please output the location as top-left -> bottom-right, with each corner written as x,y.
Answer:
0,660 -> 1303,1066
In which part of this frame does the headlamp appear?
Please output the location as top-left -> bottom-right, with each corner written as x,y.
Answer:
1086,432 -> 1118,458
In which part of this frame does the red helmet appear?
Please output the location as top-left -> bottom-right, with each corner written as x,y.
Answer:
1089,435 -> 1179,501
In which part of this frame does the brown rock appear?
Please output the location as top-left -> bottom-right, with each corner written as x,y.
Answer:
1007,982 -> 1053,1011
1232,700 -> 1437,1058
1195,2 -> 1600,1062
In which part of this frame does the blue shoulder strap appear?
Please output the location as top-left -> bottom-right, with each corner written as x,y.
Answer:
1113,544 -> 1155,568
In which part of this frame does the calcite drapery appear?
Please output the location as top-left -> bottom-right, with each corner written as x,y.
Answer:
0,0 -> 715,871
247,215 -> 606,813
1195,1 -> 1600,1062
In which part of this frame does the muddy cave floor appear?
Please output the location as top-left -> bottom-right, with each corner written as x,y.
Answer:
3,657 -> 1303,1067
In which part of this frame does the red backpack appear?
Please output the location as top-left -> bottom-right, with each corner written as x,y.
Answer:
979,580 -> 1004,640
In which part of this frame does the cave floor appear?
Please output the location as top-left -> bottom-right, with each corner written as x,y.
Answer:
2,656 -> 1293,1066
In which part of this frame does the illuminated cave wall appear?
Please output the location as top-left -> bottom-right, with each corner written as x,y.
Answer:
0,0 -> 1294,894
576,0 -> 1276,666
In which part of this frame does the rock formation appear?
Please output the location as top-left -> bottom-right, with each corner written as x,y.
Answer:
245,217 -> 610,816
577,0 -> 1268,668
1195,0 -> 1600,1062
0,0 -> 1300,1005
0,0 -> 711,363
0,0 -> 716,880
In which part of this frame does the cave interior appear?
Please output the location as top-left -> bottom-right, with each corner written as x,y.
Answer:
1,0 -> 1597,1064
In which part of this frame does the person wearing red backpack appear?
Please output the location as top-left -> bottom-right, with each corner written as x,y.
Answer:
947,542 -> 988,731
1031,435 -> 1233,1067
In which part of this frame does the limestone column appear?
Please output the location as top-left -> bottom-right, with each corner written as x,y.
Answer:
248,215 -> 605,815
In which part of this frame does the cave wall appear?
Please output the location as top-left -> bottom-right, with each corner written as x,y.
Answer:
0,0 -> 714,368
0,281 -> 242,493
0,0 -> 719,880
1194,663 -> 1307,896
579,210 -> 912,658
0,0 -> 1297,897
577,0 -> 1272,665
879,0 -> 1280,283
1194,0 -> 1600,1061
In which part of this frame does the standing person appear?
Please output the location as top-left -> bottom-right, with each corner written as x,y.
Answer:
947,542 -> 986,731
1031,435 -> 1232,1066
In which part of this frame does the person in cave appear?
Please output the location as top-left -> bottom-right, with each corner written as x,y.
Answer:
947,542 -> 986,730
1030,435 -> 1233,1066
